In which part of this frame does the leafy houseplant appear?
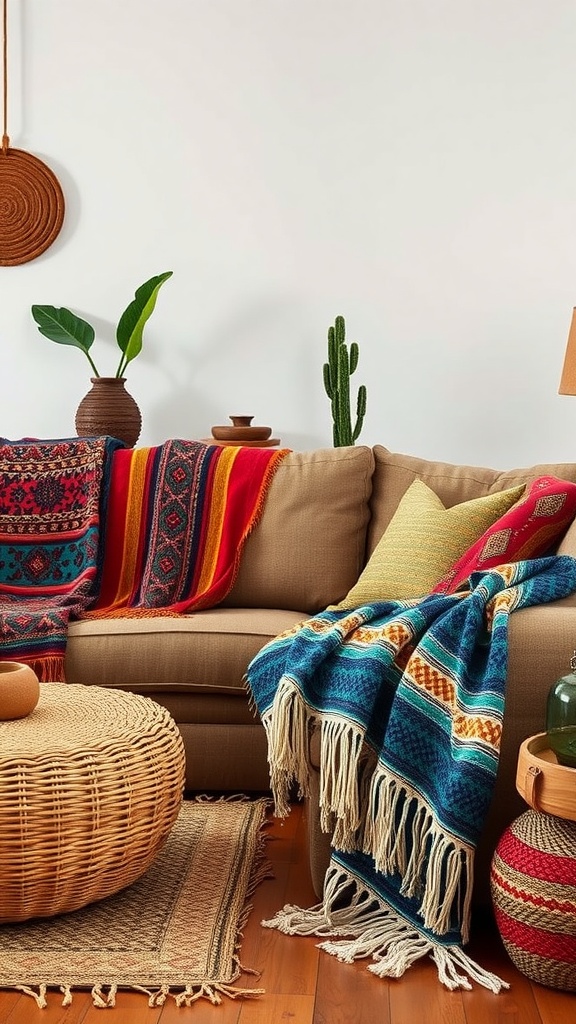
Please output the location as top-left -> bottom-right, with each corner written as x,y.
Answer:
323,314 -> 367,447
31,271 -> 173,378
30,272 -> 173,448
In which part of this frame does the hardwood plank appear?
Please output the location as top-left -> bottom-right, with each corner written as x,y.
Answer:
314,953 -> 392,1024
0,992 -> 29,1022
237,992 -> 316,1023
234,808 -> 295,978
250,928 -> 319,999
530,980 -> 576,1024
81,989 -> 164,1023
241,805 -> 320,1000
388,958 -> 467,1024
462,919 -> 544,1024
158,991 -> 242,1024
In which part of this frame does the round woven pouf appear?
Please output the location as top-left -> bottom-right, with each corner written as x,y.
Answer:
0,683 -> 185,922
490,809 -> 576,991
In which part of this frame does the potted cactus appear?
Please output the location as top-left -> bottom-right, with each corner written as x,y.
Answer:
323,315 -> 367,447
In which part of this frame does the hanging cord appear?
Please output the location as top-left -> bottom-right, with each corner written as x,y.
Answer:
2,0 -> 9,153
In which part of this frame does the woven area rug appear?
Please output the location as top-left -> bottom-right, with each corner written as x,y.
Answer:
0,797 -> 271,1009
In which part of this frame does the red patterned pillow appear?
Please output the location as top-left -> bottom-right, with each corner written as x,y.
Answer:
432,476 -> 576,595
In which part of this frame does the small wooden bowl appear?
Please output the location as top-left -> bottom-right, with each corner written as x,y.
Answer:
516,732 -> 576,821
211,425 -> 272,442
0,662 -> 40,720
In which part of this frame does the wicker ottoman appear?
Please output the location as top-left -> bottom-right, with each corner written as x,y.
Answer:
0,683 -> 185,923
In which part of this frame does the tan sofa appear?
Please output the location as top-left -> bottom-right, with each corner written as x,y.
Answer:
64,444 -> 576,907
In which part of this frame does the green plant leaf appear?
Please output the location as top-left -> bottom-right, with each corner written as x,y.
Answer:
115,271 -> 173,375
31,305 -> 96,352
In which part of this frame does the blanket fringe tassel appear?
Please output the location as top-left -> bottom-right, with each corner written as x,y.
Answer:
262,676 -> 314,818
362,766 -> 475,943
262,866 -> 509,994
263,677 -> 367,841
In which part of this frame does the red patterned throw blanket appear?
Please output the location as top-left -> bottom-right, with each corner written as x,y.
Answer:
0,436 -> 123,680
85,439 -> 289,615
0,437 -> 289,679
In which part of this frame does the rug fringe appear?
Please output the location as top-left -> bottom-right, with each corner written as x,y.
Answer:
262,865 -> 509,994
91,984 -> 118,1007
60,984 -> 73,1005
14,984 -> 48,1008
11,980 -> 266,1008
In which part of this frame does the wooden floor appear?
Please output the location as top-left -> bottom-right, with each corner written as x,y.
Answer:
1,801 -> 575,1023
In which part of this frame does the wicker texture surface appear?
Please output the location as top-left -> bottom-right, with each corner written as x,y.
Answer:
0,148 -> 65,266
0,798 -> 271,1008
491,809 -> 576,991
0,683 -> 185,923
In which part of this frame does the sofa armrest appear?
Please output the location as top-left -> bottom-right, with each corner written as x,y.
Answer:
474,598 -> 576,904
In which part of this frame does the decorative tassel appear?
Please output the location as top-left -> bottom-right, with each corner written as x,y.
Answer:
16,984 -> 48,1008
263,865 -> 508,993
90,984 -> 117,1007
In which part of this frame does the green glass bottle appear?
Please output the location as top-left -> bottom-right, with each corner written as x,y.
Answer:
546,651 -> 576,768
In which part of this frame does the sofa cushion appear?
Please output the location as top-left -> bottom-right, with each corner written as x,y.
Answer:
223,446 -> 375,613
336,478 -> 524,605
65,607 -> 305,694
369,447 -> 576,555
432,475 -> 576,594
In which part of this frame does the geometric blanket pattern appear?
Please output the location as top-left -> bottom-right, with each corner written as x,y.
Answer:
87,439 -> 289,615
246,555 -> 576,992
433,475 -> 576,595
0,435 -> 123,679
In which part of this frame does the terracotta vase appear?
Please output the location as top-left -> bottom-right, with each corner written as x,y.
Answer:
75,376 -> 142,448
0,662 -> 40,720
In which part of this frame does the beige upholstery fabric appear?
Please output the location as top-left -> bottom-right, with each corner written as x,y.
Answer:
59,443 -> 576,827
171,723 -> 270,791
66,608 -> 305,692
66,608 -> 307,793
224,446 -> 375,613
369,446 -> 576,555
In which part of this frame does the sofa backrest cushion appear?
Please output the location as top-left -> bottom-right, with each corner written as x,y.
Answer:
369,446 -> 576,556
223,446 -> 375,613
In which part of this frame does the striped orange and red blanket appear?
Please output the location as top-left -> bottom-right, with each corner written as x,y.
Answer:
89,438 -> 288,616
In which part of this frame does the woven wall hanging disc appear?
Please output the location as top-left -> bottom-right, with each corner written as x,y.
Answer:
0,146 -> 65,266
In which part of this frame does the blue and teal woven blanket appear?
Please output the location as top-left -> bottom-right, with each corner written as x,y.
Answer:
246,556 -> 576,991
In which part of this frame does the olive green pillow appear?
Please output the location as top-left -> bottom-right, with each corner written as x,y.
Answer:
336,478 -> 525,607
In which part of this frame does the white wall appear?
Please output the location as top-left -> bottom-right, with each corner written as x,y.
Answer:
2,0 -> 576,468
